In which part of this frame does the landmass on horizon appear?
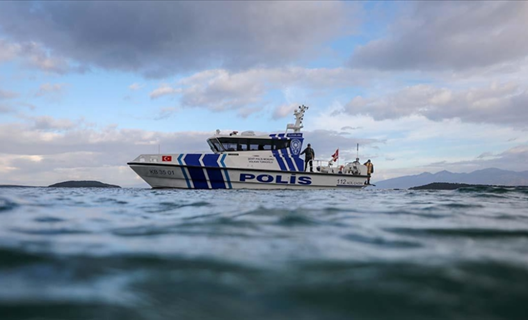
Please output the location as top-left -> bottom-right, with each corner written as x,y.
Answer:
409,182 -> 520,190
0,181 -> 122,188
48,181 -> 121,188
374,168 -> 528,189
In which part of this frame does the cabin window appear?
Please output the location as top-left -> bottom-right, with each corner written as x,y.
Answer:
215,137 -> 289,152
237,143 -> 248,151
273,140 -> 290,150
223,142 -> 237,151
207,139 -> 223,152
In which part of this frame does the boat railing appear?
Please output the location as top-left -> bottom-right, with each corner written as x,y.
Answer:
310,159 -> 364,175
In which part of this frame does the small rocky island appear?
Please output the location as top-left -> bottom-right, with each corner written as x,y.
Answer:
48,180 -> 121,188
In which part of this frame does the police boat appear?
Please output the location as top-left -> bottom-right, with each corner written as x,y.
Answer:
128,105 -> 370,189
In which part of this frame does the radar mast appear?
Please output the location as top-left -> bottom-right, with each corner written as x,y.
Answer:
286,105 -> 309,133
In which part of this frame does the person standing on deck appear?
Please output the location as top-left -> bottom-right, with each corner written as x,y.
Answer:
364,159 -> 374,184
301,143 -> 315,172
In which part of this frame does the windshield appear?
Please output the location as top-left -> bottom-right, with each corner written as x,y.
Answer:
207,139 -> 223,153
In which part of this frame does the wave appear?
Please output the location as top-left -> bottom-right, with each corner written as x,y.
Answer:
456,185 -> 528,194
1,247 -> 528,320
0,197 -> 19,213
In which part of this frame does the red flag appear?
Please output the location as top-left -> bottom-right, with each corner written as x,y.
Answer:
162,155 -> 172,162
331,149 -> 339,161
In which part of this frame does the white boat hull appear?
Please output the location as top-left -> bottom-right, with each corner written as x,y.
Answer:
129,163 -> 368,189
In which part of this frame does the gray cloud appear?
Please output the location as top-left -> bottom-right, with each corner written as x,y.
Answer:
272,104 -> 298,120
477,152 -> 495,159
0,121 -> 212,157
128,83 -> 144,91
350,2 -> 528,71
34,83 -> 67,98
0,88 -> 17,99
301,130 -> 380,162
149,67 -> 377,115
344,82 -> 528,127
341,126 -> 362,131
0,104 -> 12,113
31,116 -> 75,131
0,120 -> 213,186
0,2 -> 353,78
0,39 -> 78,74
154,107 -> 178,121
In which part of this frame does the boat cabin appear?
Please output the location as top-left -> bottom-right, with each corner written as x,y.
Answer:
207,136 -> 291,153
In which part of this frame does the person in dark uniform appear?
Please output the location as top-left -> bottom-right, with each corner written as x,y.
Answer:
301,143 -> 315,172
364,159 -> 374,184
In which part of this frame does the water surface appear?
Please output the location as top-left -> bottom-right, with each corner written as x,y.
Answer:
1,186 -> 528,319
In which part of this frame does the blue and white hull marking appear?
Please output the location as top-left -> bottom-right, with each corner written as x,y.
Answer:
128,159 -> 368,190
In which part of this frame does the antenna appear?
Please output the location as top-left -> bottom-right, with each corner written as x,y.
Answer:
286,104 -> 309,133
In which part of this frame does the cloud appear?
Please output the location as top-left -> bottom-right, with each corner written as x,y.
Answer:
0,39 -> 78,74
0,39 -> 18,62
477,152 -> 495,159
0,105 -> 12,113
177,69 -> 266,110
344,82 -> 528,127
420,145 -> 528,174
272,103 -> 299,120
150,85 -> 181,99
0,88 -> 17,99
31,116 -> 76,131
0,119 -> 214,186
154,107 -> 178,120
0,88 -> 20,114
301,129 -> 380,162
349,2 -> 528,71
149,67 -> 377,114
0,2 -> 354,77
341,126 -> 362,131
34,83 -> 67,98
128,83 -> 144,91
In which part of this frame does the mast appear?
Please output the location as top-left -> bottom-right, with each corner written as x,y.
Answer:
285,105 -> 309,133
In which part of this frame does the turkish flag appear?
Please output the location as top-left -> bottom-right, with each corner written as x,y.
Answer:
331,149 -> 339,161
162,156 -> 172,162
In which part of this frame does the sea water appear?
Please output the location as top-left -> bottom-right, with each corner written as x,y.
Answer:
1,186 -> 527,320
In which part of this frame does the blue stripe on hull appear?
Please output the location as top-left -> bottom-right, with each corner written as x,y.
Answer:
184,154 -> 202,166
280,148 -> 297,171
202,154 -> 220,167
187,167 -> 209,189
177,154 -> 192,188
293,156 -> 304,172
219,154 -> 232,189
206,168 -> 226,189
272,150 -> 287,171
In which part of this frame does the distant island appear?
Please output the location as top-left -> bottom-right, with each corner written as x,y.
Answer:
48,180 -> 121,188
410,182 -> 502,190
0,185 -> 38,188
374,168 -> 528,189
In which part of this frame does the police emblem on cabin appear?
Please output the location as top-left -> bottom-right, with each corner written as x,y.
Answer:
291,139 -> 302,155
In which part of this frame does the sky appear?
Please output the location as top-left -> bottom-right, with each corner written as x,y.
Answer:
1,1 -> 528,187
